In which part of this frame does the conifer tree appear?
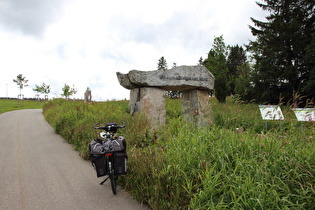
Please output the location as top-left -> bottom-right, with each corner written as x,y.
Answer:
248,0 -> 315,103
157,56 -> 168,70
203,35 -> 230,103
227,45 -> 247,95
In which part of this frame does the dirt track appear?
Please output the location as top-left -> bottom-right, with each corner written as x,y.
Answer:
0,109 -> 148,210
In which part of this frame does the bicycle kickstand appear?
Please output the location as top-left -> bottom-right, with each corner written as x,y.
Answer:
100,176 -> 109,185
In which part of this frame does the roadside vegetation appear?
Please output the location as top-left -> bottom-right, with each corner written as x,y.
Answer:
0,99 -> 44,114
43,98 -> 315,209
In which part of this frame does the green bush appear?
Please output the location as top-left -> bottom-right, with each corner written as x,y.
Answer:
43,98 -> 315,209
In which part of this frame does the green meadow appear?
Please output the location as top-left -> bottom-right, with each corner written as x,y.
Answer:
30,98 -> 315,209
0,99 -> 44,114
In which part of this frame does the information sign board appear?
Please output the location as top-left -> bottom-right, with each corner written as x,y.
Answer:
258,105 -> 284,120
292,108 -> 315,121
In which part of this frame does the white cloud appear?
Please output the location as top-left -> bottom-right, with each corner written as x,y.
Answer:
0,0 -> 267,100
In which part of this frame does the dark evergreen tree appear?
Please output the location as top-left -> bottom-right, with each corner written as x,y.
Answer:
248,0 -> 315,104
203,35 -> 230,103
303,32 -> 315,99
198,57 -> 203,65
227,45 -> 247,95
234,63 -> 254,102
157,56 -> 168,70
172,62 -> 177,69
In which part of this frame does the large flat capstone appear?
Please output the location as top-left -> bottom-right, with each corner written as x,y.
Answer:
116,65 -> 214,91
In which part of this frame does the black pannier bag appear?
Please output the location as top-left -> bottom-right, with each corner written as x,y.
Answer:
102,136 -> 126,153
89,138 -> 105,155
114,152 -> 127,175
91,155 -> 107,177
113,136 -> 128,175
89,139 -> 107,177
111,136 -> 126,152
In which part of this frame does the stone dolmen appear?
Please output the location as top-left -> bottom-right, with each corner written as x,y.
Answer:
117,65 -> 215,128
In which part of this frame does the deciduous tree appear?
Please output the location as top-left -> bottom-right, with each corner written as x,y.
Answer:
61,83 -> 77,100
33,83 -> 51,99
13,74 -> 28,96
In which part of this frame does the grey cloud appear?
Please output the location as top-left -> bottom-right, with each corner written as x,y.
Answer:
0,0 -> 65,37
100,50 -> 133,65
161,11 -> 211,49
108,10 -> 211,51
107,15 -> 159,45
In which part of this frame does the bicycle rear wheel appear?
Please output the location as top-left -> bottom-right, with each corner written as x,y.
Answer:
109,169 -> 117,194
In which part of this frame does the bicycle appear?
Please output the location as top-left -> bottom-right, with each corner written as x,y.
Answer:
89,122 -> 127,195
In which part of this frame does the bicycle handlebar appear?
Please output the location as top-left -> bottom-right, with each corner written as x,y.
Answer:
94,122 -> 125,131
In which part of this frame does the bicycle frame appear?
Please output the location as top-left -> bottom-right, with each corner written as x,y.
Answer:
105,153 -> 114,178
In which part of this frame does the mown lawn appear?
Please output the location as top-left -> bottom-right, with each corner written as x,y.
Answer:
0,99 -> 45,114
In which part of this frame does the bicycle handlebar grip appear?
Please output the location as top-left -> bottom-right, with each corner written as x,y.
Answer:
94,123 -> 102,129
118,121 -> 126,128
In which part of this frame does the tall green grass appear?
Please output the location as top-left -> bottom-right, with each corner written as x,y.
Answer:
43,98 -> 315,209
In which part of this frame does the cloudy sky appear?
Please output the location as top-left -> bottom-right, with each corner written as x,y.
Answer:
0,0 -> 267,101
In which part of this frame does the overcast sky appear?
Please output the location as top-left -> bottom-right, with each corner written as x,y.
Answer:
0,0 -> 267,101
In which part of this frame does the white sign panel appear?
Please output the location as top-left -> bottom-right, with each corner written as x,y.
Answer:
259,105 -> 284,120
292,108 -> 315,121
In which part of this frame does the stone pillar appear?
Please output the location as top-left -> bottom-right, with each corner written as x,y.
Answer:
129,87 -> 166,128
181,90 -> 213,126
129,88 -> 141,115
84,88 -> 92,103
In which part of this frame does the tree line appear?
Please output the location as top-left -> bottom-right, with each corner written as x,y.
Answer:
159,0 -> 314,105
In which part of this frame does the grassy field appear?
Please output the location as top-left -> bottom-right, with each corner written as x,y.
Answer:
0,99 -> 45,114
37,98 -> 315,209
